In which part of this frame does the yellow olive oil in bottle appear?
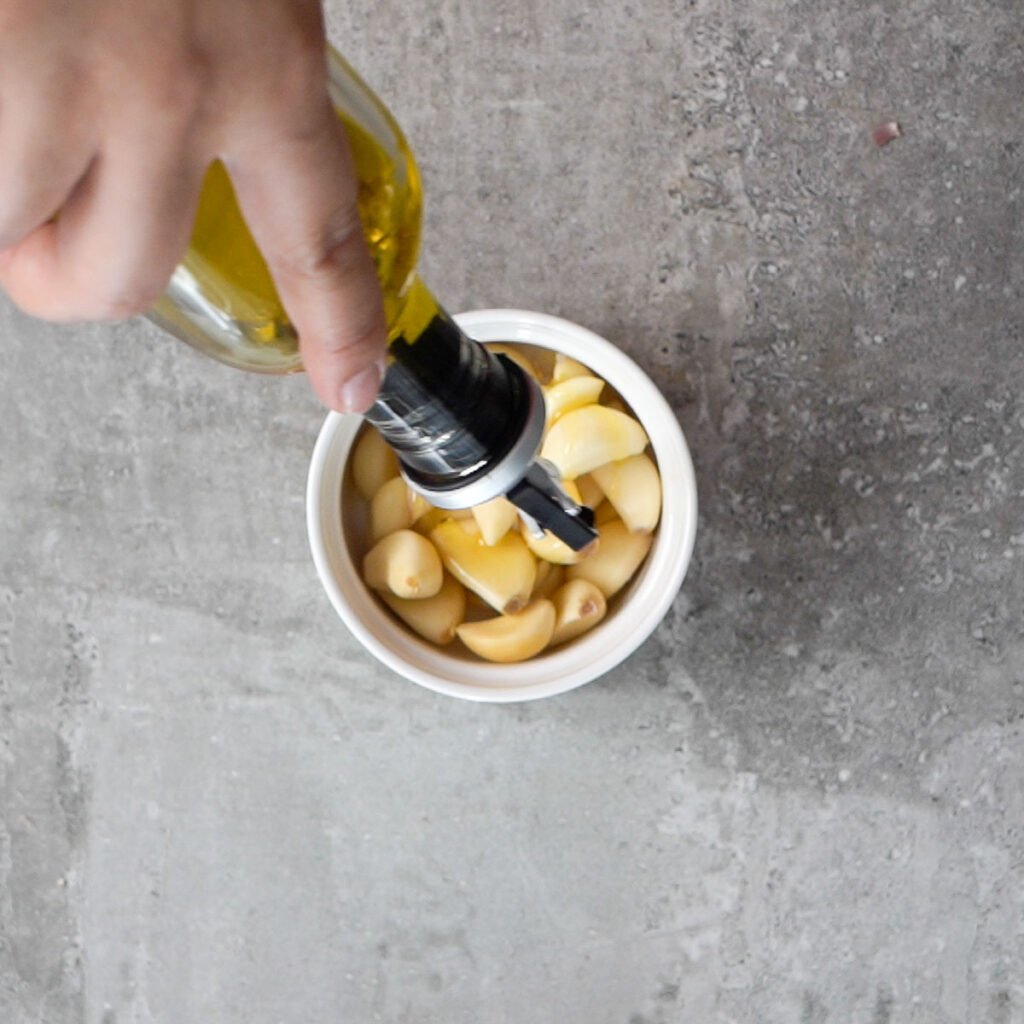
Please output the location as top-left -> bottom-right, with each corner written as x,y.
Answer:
150,48 -> 596,550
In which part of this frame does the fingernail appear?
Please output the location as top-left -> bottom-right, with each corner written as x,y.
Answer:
339,361 -> 384,414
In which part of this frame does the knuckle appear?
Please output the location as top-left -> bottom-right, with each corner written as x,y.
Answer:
0,206 -> 29,251
218,8 -> 328,130
0,185 -> 61,248
0,2 -> 34,37
309,299 -> 385,358
273,213 -> 366,283
278,4 -> 330,67
138,45 -> 212,130
269,28 -> 329,109
0,251 -> 167,323
275,61 -> 326,115
318,314 -> 386,359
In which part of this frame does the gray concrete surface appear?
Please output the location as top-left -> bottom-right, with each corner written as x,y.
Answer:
2,0 -> 1023,1021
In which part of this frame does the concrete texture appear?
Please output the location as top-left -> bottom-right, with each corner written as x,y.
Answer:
2,0 -> 1023,1021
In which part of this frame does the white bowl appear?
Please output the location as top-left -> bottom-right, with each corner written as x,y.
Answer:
306,309 -> 698,702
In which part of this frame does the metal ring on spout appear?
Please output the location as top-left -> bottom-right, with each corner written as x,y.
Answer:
401,371 -> 546,510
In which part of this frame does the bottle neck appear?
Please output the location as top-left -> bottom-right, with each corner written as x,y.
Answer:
365,277 -> 541,504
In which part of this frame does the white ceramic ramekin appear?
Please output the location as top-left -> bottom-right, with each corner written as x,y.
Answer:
306,309 -> 698,702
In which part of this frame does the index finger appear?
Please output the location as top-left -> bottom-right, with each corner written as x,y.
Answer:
224,95 -> 387,414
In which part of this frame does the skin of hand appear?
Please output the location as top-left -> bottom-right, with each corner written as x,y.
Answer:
0,0 -> 387,413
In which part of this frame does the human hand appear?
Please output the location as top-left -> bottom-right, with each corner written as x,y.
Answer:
0,0 -> 386,413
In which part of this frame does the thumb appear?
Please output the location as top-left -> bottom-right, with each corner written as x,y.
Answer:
225,95 -> 387,413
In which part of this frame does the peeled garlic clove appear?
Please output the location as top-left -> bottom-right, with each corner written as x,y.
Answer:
522,520 -> 590,565
543,375 -> 605,425
566,519 -> 652,598
471,496 -> 519,546
531,560 -> 565,600
575,473 -> 604,511
352,428 -> 399,501
430,520 -> 537,614
550,579 -> 607,646
381,574 -> 466,645
520,479 -> 589,565
540,405 -> 648,480
486,344 -> 541,381
369,476 -> 414,544
550,353 -> 591,383
363,529 -> 443,599
456,600 -> 556,663
591,454 -> 662,533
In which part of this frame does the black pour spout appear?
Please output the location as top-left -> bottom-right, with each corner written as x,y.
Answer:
364,309 -> 598,552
